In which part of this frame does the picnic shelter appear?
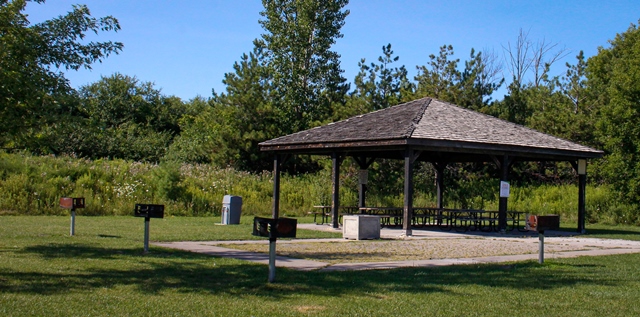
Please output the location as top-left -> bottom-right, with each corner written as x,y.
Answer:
259,97 -> 604,235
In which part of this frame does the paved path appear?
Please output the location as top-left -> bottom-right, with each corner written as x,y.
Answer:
154,225 -> 640,271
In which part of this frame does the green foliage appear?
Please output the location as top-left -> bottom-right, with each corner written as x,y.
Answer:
210,0 -> 352,172
414,45 -> 461,102
45,73 -> 186,162
163,97 -> 218,164
336,44 -> 412,121
0,152 -> 323,216
412,45 -> 502,111
153,163 -> 185,201
589,21 -> 640,207
256,0 -> 350,133
0,152 -> 634,225
210,48 -> 280,171
0,0 -> 122,147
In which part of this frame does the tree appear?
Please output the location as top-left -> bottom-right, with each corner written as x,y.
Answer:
210,47 -> 279,172
413,45 -> 461,102
458,48 -> 504,111
255,0 -> 350,133
413,45 -> 502,111
163,96 -> 217,164
366,44 -> 411,110
209,0 -> 350,172
562,51 -> 588,114
0,0 -> 122,147
588,21 -> 640,207
496,28 -> 569,125
339,43 -> 410,119
50,74 -> 185,162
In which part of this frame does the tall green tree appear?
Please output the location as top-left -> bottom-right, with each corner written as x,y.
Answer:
413,45 -> 502,111
458,48 -> 504,111
210,47 -> 279,171
557,51 -> 596,144
0,0 -> 122,147
256,0 -> 350,133
413,45 -> 461,102
588,21 -> 640,207
338,43 -> 410,119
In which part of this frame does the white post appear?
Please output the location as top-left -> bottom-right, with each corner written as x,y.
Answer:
538,231 -> 545,264
144,217 -> 150,253
70,209 -> 76,236
268,239 -> 276,282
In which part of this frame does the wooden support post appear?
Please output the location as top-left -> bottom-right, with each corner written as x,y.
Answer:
358,172 -> 367,209
577,159 -> 587,233
434,162 -> 446,209
272,154 -> 281,220
497,155 -> 511,233
354,157 -> 375,209
403,148 -> 419,236
331,153 -> 342,229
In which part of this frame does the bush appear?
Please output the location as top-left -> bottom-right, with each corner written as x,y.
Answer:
0,151 -> 634,222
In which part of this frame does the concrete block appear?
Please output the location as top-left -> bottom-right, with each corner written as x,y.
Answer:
343,215 -> 380,240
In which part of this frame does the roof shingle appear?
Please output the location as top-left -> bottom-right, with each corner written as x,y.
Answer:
259,97 -> 603,159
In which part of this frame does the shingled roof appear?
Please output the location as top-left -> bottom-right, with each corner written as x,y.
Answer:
259,98 -> 603,162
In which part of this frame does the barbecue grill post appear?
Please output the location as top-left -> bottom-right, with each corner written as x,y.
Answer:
538,230 -> 545,264
144,217 -> 150,253
70,209 -> 76,236
268,154 -> 282,282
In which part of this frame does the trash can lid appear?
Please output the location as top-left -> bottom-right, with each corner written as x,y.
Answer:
222,195 -> 242,204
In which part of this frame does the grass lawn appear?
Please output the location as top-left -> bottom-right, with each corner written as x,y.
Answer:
1,216 -> 640,316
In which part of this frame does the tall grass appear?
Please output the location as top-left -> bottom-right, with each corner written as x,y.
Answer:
0,151 -> 633,223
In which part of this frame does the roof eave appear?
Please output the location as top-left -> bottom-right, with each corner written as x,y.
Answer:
260,138 -> 604,161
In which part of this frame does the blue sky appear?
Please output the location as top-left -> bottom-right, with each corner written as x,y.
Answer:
26,0 -> 640,101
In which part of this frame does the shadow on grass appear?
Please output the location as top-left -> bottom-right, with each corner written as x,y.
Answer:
1,243 -> 626,298
585,228 -> 640,237
19,243 -> 146,259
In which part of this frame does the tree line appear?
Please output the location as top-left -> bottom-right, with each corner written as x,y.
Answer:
2,1 -> 640,215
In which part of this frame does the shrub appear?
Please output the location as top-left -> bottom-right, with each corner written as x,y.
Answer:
0,151 -> 633,222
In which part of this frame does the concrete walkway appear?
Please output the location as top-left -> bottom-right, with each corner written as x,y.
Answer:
153,225 -> 640,271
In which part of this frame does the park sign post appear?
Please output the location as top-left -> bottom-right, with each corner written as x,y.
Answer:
527,214 -> 560,264
134,204 -> 164,253
252,217 -> 297,282
59,197 -> 85,236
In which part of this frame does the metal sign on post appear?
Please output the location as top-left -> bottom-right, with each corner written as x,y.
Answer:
499,181 -> 510,198
134,204 -> 164,253
252,217 -> 297,282
60,197 -> 85,236
526,214 -> 560,264
252,217 -> 297,238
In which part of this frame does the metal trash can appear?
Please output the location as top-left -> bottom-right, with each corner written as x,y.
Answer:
221,195 -> 242,224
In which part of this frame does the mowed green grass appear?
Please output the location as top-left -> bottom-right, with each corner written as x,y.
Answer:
2,216 -> 640,316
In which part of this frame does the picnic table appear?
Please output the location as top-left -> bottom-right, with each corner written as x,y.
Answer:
437,209 -> 526,232
312,205 -> 526,231
359,207 -> 403,227
310,205 -> 359,225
